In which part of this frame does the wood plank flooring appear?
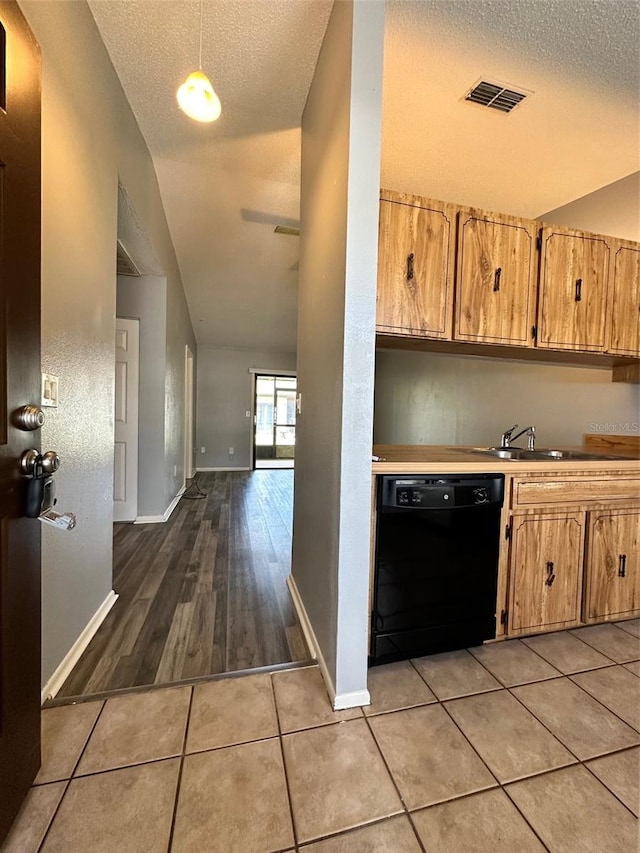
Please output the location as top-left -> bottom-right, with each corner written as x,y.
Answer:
58,471 -> 309,698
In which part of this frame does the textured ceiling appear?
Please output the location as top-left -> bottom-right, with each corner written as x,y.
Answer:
89,0 -> 640,352
381,0 -> 640,216
89,0 -> 333,352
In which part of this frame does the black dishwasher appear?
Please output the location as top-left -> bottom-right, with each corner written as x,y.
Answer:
370,473 -> 505,666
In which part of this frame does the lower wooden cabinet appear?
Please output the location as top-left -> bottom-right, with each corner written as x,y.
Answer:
507,512 -> 585,635
583,509 -> 640,622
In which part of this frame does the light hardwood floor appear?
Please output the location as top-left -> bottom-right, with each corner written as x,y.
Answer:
58,471 -> 309,697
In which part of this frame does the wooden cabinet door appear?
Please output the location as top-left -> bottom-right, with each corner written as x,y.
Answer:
508,513 -> 585,635
376,191 -> 456,339
454,209 -> 537,346
607,241 -> 640,356
537,226 -> 610,351
584,509 -> 640,622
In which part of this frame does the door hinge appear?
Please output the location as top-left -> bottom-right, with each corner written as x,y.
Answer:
500,609 -> 508,627
531,325 -> 537,340
505,523 -> 512,540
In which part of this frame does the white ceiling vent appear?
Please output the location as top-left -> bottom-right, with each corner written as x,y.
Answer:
116,240 -> 141,277
465,80 -> 531,113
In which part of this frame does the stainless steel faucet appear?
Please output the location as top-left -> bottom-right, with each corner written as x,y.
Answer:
500,423 -> 536,450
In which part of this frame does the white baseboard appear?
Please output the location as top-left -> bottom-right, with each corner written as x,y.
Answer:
287,574 -> 319,662
134,486 -> 185,524
41,590 -> 118,703
333,689 -> 371,710
286,575 -> 370,711
196,466 -> 251,472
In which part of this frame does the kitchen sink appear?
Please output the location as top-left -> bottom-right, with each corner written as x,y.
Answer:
461,447 -> 635,462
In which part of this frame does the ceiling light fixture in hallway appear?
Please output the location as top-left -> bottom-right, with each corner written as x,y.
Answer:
177,0 -> 221,123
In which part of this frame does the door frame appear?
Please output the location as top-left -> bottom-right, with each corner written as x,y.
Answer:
248,368 -> 297,469
184,345 -> 195,482
113,316 -> 140,522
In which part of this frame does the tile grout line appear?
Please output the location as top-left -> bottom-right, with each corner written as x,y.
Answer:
296,814 -> 419,851
166,685 -> 195,852
565,670 -> 640,735
367,670 -> 582,852
468,640 -> 564,685
518,632 -> 616,669
579,747 -> 640,818
462,641 -> 639,736
613,620 -> 640,640
269,673 -> 300,852
434,689 -> 552,852
409,654 -> 559,850
360,712 -> 428,853
36,699 -> 108,853
562,628 -> 634,665
444,649 -> 640,820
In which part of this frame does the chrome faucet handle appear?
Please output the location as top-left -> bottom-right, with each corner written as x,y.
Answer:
500,424 -> 519,447
527,427 -> 536,451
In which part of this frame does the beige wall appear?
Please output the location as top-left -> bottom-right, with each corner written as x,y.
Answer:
20,1 -> 196,688
374,350 -> 639,447
541,171 -> 639,240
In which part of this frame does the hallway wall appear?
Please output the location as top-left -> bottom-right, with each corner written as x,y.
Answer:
292,0 -> 385,706
20,1 -> 196,689
196,346 -> 296,470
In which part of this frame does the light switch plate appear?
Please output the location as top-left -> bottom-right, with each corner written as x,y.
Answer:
41,373 -> 59,407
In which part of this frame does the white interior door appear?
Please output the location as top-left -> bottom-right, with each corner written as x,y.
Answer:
114,317 -> 139,521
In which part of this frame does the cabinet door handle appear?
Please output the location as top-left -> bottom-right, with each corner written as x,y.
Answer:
545,561 -> 556,586
575,278 -> 582,302
619,554 -> 627,578
407,253 -> 415,281
493,267 -> 502,292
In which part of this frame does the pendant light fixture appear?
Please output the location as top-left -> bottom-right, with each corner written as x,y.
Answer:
177,0 -> 221,123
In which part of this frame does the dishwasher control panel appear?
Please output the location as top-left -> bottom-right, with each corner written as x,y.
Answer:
381,475 -> 504,510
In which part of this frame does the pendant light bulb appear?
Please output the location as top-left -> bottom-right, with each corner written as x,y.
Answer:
177,70 -> 221,122
177,0 -> 221,123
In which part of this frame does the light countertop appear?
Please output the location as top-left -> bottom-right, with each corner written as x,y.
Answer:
372,445 -> 640,475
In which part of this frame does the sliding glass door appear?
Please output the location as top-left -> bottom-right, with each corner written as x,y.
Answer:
254,375 -> 296,468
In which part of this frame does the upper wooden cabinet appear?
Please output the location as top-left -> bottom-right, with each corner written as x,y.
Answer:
454,209 -> 538,347
607,240 -> 640,356
376,189 -> 640,372
376,191 -> 457,339
537,226 -> 611,352
583,508 -> 640,623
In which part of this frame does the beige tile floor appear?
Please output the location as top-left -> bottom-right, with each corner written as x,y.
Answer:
3,621 -> 640,852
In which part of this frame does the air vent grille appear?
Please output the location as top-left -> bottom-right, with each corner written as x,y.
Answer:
465,80 -> 529,113
116,240 -> 141,277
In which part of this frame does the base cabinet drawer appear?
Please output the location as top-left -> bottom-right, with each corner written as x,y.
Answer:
583,509 -> 640,622
512,475 -> 640,508
507,512 -> 585,636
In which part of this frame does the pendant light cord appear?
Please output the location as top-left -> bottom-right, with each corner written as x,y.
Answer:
198,0 -> 203,70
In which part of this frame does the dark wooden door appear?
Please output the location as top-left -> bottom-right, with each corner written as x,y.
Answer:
0,1 -> 42,842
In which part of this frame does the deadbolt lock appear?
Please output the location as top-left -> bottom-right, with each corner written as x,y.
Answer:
14,405 -> 45,431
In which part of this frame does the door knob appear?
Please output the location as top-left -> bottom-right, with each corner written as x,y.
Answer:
41,451 -> 60,474
14,405 -> 45,431
19,449 -> 60,476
